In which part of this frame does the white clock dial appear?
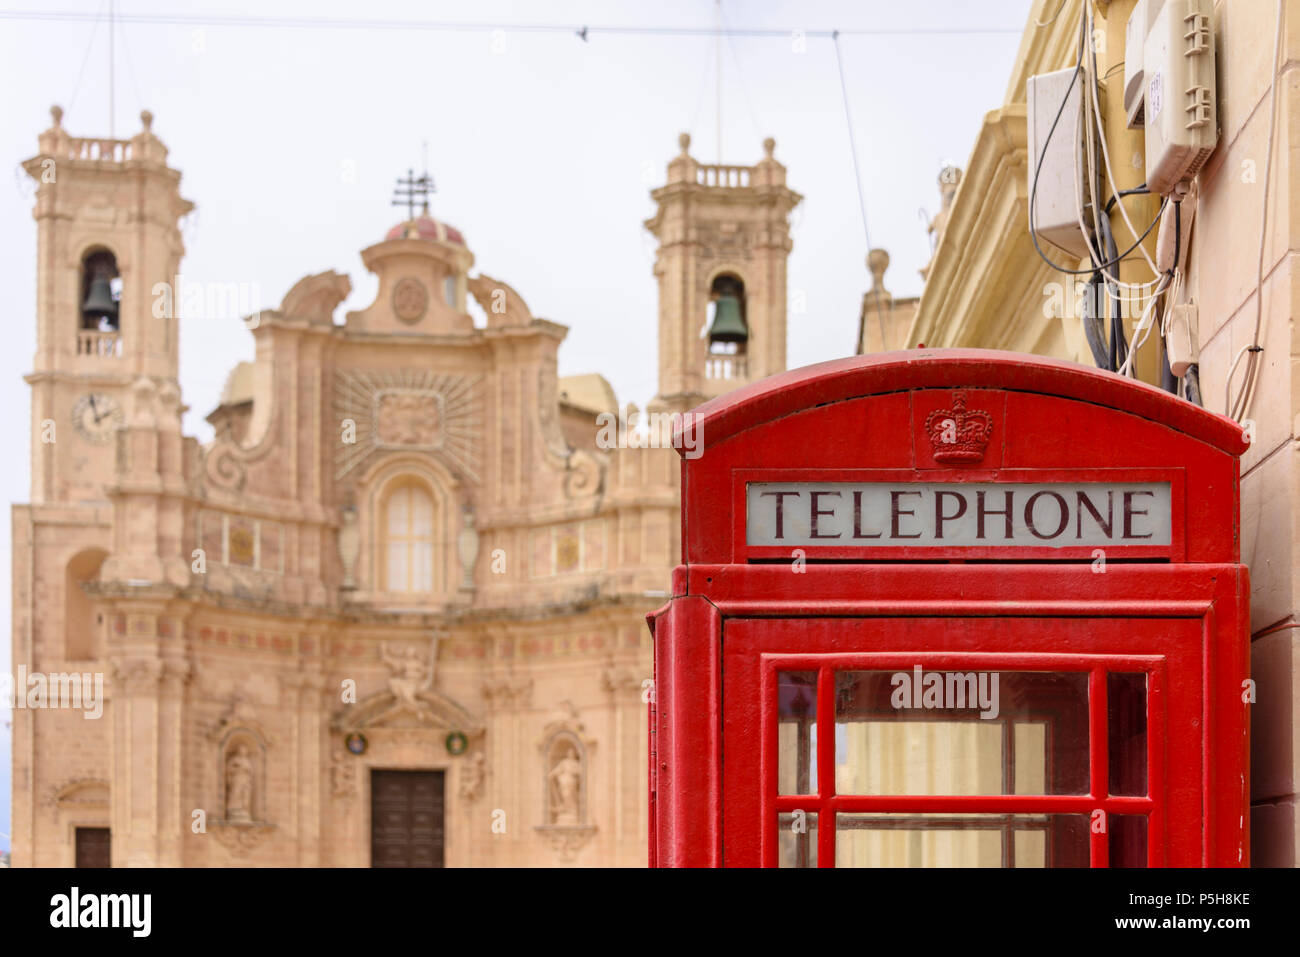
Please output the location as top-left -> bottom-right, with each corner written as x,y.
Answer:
72,393 -> 123,444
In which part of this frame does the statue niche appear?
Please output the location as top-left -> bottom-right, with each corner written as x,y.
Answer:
216,730 -> 268,825
534,720 -> 597,861
546,739 -> 584,825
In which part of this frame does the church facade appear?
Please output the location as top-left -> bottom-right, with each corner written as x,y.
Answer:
8,110 -> 800,866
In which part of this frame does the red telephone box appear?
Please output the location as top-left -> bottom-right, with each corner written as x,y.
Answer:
647,350 -> 1249,868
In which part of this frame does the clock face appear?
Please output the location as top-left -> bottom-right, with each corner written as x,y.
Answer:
72,393 -> 123,444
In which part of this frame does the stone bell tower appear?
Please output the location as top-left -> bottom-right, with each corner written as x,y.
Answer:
22,106 -> 193,504
645,133 -> 802,411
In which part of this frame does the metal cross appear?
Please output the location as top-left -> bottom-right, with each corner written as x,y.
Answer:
392,164 -> 435,220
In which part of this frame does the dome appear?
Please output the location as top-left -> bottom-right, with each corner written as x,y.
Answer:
385,214 -> 466,246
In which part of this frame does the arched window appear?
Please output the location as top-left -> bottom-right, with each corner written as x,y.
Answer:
383,479 -> 435,592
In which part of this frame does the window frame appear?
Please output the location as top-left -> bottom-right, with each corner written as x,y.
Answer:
380,476 -> 437,594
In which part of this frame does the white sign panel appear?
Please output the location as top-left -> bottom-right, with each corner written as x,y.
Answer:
745,482 -> 1172,549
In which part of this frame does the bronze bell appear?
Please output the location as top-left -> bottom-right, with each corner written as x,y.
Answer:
82,276 -> 119,325
707,293 -> 747,344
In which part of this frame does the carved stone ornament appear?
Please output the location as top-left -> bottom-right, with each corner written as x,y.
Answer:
331,752 -> 358,799
337,505 -> 360,589
458,751 -> 487,801
563,449 -> 603,500
376,390 -> 442,447
534,823 -> 597,862
392,276 -> 429,324
457,507 -> 480,591
47,778 -> 110,810
211,820 -> 276,856
333,636 -> 485,737
333,369 -> 482,480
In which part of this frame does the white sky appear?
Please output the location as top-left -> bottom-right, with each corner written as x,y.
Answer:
0,0 -> 1034,849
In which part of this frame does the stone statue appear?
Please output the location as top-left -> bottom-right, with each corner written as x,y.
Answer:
225,744 -> 254,822
548,743 -> 582,826
381,641 -> 429,709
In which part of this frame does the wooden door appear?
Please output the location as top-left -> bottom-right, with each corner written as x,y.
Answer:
74,827 -> 111,868
370,770 -> 445,868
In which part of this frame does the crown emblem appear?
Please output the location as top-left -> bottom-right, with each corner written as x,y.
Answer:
924,391 -> 992,464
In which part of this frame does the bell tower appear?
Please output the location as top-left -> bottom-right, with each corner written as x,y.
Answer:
645,133 -> 802,411
22,106 -> 194,503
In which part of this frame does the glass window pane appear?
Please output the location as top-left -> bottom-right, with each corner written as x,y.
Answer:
387,486 -> 409,534
1108,672 -> 1148,796
834,670 -> 1089,795
835,812 -> 1089,868
1109,814 -> 1148,868
387,543 -> 408,591
1014,721 -> 1047,794
410,486 -> 434,534
777,812 -> 817,868
412,542 -> 434,592
778,671 -> 818,795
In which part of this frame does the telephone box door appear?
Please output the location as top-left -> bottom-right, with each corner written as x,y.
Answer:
722,615 -> 1204,867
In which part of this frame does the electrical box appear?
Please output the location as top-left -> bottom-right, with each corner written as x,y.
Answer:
1027,67 -> 1091,260
1143,0 -> 1217,195
1167,303 -> 1199,377
1123,0 -> 1161,127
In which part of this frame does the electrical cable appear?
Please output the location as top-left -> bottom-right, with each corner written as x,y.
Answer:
1228,0 -> 1286,422
1085,1 -> 1160,278
832,29 -> 887,352
1184,364 -> 1202,406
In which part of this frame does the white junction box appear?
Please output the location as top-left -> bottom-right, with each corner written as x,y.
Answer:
1143,0 -> 1217,195
1027,66 -> 1092,261
1124,0 -> 1161,127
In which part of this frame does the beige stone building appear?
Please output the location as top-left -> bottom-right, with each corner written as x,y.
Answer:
9,108 -> 799,867
899,0 -> 1299,866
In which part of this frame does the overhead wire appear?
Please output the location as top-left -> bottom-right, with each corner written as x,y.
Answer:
719,2 -> 764,149
832,30 -> 888,352
116,5 -> 146,118
65,0 -> 108,114
0,9 -> 1024,37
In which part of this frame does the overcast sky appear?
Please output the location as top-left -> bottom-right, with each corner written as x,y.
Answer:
0,0 -> 1033,850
